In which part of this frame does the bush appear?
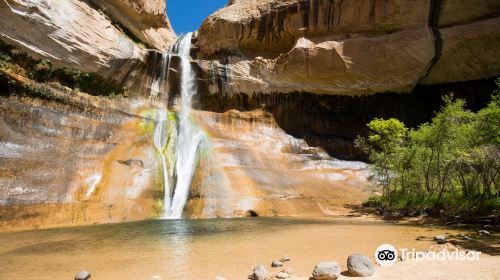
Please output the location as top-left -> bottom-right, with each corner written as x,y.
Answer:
29,59 -> 52,81
359,85 -> 500,216
0,41 -> 124,97
52,68 -> 122,97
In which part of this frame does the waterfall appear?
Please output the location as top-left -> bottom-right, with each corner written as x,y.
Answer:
149,49 -> 173,215
148,33 -> 205,219
153,109 -> 171,213
167,32 -> 206,219
150,52 -> 168,100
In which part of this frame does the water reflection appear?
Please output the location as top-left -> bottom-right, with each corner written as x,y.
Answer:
0,218 -> 434,280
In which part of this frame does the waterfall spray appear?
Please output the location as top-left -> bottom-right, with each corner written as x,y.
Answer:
153,109 -> 171,214
167,32 -> 206,219
150,52 -> 168,100
149,48 -> 173,216
148,33 -> 205,219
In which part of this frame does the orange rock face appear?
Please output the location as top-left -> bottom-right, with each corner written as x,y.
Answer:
1,0 -> 499,230
0,77 -> 165,230
0,0 -> 176,81
185,109 -> 374,218
195,0 -> 500,95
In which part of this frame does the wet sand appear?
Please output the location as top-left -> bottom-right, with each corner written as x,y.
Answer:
0,217 -> 496,280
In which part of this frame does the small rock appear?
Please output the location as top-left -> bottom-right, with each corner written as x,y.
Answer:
463,236 -> 472,241
478,230 -> 490,235
312,261 -> 340,280
214,277 -> 226,280
75,271 -> 91,280
272,260 -> 283,267
249,265 -> 268,280
276,271 -> 290,279
347,253 -> 376,277
280,256 -> 291,262
483,225 -> 492,229
415,236 -> 426,241
434,235 -> 447,244
150,276 -> 162,280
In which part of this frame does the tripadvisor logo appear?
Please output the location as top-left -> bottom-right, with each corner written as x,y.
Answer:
375,244 -> 398,267
375,244 -> 481,267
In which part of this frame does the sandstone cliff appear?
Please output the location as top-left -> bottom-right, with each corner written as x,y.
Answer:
0,0 -> 177,229
89,0 -> 177,50
196,0 -> 500,95
0,0 -> 176,81
0,66 -> 164,229
1,0 -> 499,229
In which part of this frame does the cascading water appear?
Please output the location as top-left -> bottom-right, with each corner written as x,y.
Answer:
149,49 -> 173,217
148,33 -> 205,219
153,109 -> 171,213
150,52 -> 168,100
167,32 -> 206,219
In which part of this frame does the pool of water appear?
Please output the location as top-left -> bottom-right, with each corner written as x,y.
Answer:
0,217 -> 457,279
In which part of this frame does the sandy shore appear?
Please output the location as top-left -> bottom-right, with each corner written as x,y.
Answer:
276,253 -> 499,280
284,255 -> 499,279
0,217 -> 497,280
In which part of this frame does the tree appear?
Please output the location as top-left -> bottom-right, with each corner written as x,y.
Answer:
359,90 -> 499,216
356,118 -> 407,203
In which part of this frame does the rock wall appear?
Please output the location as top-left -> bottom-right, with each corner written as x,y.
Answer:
0,0 -> 499,229
195,0 -> 500,95
195,78 -> 496,160
0,0 -> 176,83
0,0 -> 178,229
186,109 -> 374,218
0,69 -> 165,230
89,0 -> 177,50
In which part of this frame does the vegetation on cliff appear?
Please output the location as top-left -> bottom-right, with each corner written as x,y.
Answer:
357,83 -> 500,218
0,42 -> 126,97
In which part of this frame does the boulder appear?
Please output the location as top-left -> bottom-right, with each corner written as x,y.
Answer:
276,271 -> 290,279
249,265 -> 268,280
311,261 -> 340,280
434,235 -> 447,244
347,253 -> 376,277
271,260 -> 283,267
75,271 -> 91,280
280,256 -> 291,262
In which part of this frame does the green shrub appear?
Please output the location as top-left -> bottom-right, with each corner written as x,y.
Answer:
359,83 -> 500,216
52,68 -> 122,97
29,59 -> 52,81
